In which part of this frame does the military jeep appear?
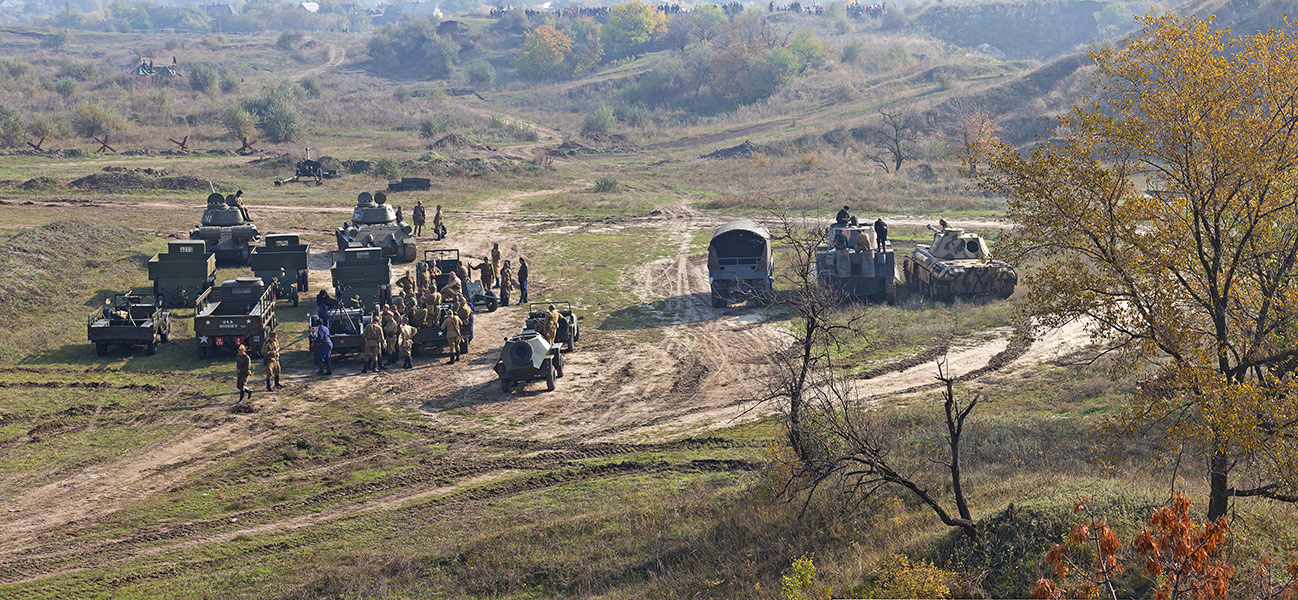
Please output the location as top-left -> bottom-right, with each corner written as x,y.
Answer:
494,329 -> 564,392
526,302 -> 580,352
87,292 -> 171,356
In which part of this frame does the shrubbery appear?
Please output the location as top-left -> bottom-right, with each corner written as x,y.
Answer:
367,18 -> 459,79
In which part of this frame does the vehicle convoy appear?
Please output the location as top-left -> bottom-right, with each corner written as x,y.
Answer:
708,220 -> 774,308
424,249 -> 499,311
495,329 -> 565,392
527,302 -> 579,352
336,191 -> 417,263
148,239 -> 216,307
331,247 -> 392,308
814,222 -> 898,304
410,301 -> 475,356
310,306 -> 366,358
250,233 -> 310,306
189,192 -> 261,266
902,225 -> 1017,301
88,292 -> 170,356
194,277 -> 277,359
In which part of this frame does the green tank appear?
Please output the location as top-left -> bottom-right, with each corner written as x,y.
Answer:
902,226 -> 1016,301
335,191 -> 417,263
189,192 -> 261,266
147,240 -> 216,307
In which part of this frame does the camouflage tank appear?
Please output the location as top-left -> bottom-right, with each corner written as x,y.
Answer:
189,192 -> 260,266
335,191 -> 417,263
902,225 -> 1016,301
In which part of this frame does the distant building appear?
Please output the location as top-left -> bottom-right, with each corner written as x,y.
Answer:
299,1 -> 320,12
202,3 -> 236,17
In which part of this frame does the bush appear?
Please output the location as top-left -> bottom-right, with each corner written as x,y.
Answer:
299,77 -> 321,97
243,84 -> 304,143
277,30 -> 304,50
374,157 -> 404,179
71,100 -> 127,139
614,103 -> 652,127
28,115 -> 67,141
0,107 -> 23,147
366,18 -> 458,79
867,554 -> 954,599
41,31 -> 68,49
189,63 -> 220,94
53,78 -> 78,99
57,60 -> 97,82
394,87 -> 412,103
219,71 -> 240,93
465,60 -> 495,88
418,115 -> 451,138
593,177 -> 619,192
881,4 -> 906,30
0,57 -> 31,79
841,41 -> 863,64
582,104 -> 615,135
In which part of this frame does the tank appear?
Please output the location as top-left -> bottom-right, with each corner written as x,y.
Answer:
707,219 -> 774,308
814,222 -> 897,304
335,191 -> 418,263
188,192 -> 260,266
902,225 -> 1016,301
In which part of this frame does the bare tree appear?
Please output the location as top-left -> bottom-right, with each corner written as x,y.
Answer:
863,109 -> 917,173
949,99 -> 999,177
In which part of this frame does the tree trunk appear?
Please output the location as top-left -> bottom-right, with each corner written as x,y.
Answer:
1207,450 -> 1229,520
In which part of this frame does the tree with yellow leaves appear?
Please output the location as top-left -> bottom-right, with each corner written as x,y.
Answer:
604,0 -> 666,59
515,25 -> 575,81
982,13 -> 1298,521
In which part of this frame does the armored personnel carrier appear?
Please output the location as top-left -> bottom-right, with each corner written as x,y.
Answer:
189,192 -> 260,266
148,240 -> 216,307
707,220 -> 774,308
336,191 -> 417,263
814,222 -> 897,304
902,225 -> 1016,301
250,233 -> 309,306
494,329 -> 564,393
331,247 -> 392,308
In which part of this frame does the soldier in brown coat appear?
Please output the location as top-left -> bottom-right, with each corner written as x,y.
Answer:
236,345 -> 254,402
399,324 -> 416,368
471,257 -> 495,291
262,332 -> 282,392
382,311 -> 401,365
361,317 -> 385,373
441,311 -> 462,364
499,260 -> 514,306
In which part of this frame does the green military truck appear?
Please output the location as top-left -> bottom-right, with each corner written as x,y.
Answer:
250,233 -> 310,306
331,247 -> 392,309
87,292 -> 171,356
194,277 -> 277,359
147,240 -> 216,308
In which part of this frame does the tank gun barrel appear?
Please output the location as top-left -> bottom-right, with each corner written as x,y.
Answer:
927,224 -> 940,233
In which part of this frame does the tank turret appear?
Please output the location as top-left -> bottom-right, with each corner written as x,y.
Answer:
189,192 -> 260,266
336,191 -> 417,262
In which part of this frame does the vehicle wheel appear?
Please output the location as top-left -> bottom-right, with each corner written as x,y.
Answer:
711,292 -> 725,308
565,336 -> 576,353
95,342 -> 108,357
487,298 -> 498,312
885,281 -> 897,306
555,355 -> 565,378
147,340 -> 159,355
292,291 -> 300,307
500,378 -> 511,393
545,368 -> 556,391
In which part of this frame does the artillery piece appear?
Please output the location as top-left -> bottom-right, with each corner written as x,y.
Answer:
189,192 -> 260,266
275,148 -> 338,186
336,191 -> 418,263
902,225 -> 1016,301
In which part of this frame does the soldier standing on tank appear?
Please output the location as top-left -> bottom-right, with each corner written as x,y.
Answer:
315,320 -> 333,375
441,310 -> 463,364
361,316 -> 385,373
499,260 -> 514,306
412,201 -> 426,237
939,218 -> 949,231
236,345 -> 254,402
262,332 -> 282,392
433,204 -> 445,240
517,256 -> 529,303
233,190 -> 253,222
874,217 -> 888,252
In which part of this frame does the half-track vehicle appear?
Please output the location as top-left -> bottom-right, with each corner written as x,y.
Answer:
336,191 -> 417,263
189,192 -> 261,266
708,220 -> 774,308
814,222 -> 897,304
250,233 -> 310,306
331,247 -> 392,308
387,177 -> 431,192
423,249 -> 499,312
409,301 -> 475,356
494,329 -> 564,393
310,306 -> 367,359
194,277 -> 276,359
87,292 -> 171,356
902,225 -> 1017,301
148,240 -> 216,307
526,302 -> 579,352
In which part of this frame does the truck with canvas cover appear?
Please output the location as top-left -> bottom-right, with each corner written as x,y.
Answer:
708,219 -> 774,308
148,239 -> 216,308
331,247 -> 392,308
189,192 -> 261,266
423,249 -> 499,312
250,233 -> 310,306
88,292 -> 171,356
194,277 -> 277,359
336,191 -> 417,262
814,222 -> 897,304
902,226 -> 1017,301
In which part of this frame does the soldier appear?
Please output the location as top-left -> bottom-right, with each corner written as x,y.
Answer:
543,303 -> 561,346
471,257 -> 495,291
315,288 -> 333,325
102,297 -> 114,321
416,261 -> 429,296
412,201 -> 426,237
836,204 -> 851,226
455,262 -> 470,285
233,190 -> 253,222
433,204 -> 445,240
315,319 -> 333,375
399,324 -> 416,368
262,332 -> 282,391
395,205 -> 404,224
411,302 -> 430,328
874,217 -> 889,252
235,345 -> 254,402
395,270 -> 415,297
441,310 -> 463,364
361,316 -> 385,373
383,310 -> 401,365
517,256 -> 529,303
424,286 -> 443,310
499,260 -> 514,306
939,217 -> 949,231
441,271 -> 463,297
490,242 -> 502,286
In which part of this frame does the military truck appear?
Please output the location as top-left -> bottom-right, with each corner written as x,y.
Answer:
331,247 -> 392,309
309,306 -> 367,358
526,302 -> 579,352
423,249 -> 499,312
814,222 -> 898,304
87,293 -> 171,356
193,277 -> 276,359
708,220 -> 775,308
903,226 -> 1017,301
387,177 -> 431,192
250,233 -> 309,306
336,191 -> 417,263
189,192 -> 261,266
148,240 -> 216,308
494,329 -> 565,393
410,301 -> 475,356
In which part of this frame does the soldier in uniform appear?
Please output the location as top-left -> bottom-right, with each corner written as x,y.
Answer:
399,324 -> 416,368
542,304 -> 561,346
361,316 -> 385,373
836,204 -> 851,226
233,190 -> 253,222
424,286 -> 443,311
499,260 -> 514,306
395,270 -> 415,297
433,204 -> 445,240
517,256 -> 529,303
395,205 -> 404,224
441,310 -> 462,364
490,242 -> 502,287
412,201 -> 426,237
873,217 -> 889,252
471,257 -> 495,291
236,345 -> 254,402
262,332 -> 282,391
415,262 -> 429,296
938,218 -> 949,231
382,310 -> 401,365
441,271 -> 463,297
455,262 -> 470,285
314,320 -> 333,375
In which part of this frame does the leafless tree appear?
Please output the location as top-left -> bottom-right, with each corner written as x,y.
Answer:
863,109 -> 917,173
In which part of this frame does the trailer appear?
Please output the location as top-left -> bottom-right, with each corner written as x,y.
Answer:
250,233 -> 310,306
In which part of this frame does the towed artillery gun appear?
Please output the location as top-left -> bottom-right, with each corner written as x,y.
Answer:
814,221 -> 898,304
902,225 -> 1017,301
275,149 -> 339,186
189,192 -> 260,266
336,191 -> 417,263
148,240 -> 215,307
708,220 -> 774,308
330,247 -> 392,309
250,233 -> 309,306
87,292 -> 171,356
193,277 -> 277,359
423,249 -> 499,312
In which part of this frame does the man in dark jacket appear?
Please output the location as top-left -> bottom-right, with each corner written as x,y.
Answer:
517,257 -> 529,303
836,205 -> 851,226
873,217 -> 888,252
315,322 -> 333,375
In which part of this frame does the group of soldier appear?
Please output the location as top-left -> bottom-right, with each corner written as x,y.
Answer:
835,204 -> 890,252
410,201 -> 447,240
